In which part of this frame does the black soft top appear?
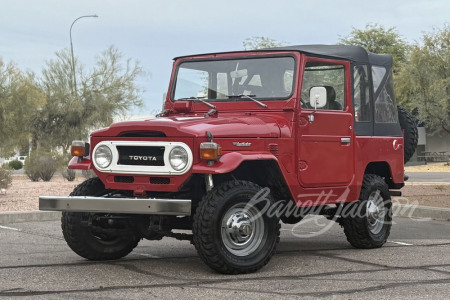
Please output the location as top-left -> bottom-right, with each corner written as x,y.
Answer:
175,44 -> 392,68
270,45 -> 392,67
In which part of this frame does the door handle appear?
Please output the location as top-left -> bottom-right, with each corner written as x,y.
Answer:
341,137 -> 351,144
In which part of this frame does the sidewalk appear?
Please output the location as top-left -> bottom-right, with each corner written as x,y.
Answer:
0,211 -> 61,224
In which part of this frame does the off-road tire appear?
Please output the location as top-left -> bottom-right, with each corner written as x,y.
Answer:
398,106 -> 418,163
341,174 -> 392,249
61,178 -> 140,260
193,180 -> 280,274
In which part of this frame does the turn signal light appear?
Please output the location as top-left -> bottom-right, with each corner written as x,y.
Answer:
71,140 -> 89,157
200,142 -> 222,161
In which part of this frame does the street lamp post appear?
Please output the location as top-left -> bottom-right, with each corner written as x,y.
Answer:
69,14 -> 98,95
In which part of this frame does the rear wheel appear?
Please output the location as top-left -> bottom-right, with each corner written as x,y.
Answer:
193,180 -> 280,274
61,178 -> 140,260
341,174 -> 392,249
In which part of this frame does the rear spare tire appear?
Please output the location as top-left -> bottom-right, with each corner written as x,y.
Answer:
397,106 -> 418,163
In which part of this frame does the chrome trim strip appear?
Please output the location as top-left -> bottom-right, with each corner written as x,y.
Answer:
39,196 -> 191,216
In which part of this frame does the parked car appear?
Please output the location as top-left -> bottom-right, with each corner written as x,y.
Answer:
40,45 -> 417,274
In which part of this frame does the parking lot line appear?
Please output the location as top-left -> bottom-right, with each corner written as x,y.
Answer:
388,240 -> 414,246
0,225 -> 20,231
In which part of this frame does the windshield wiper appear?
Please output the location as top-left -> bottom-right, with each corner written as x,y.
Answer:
176,97 -> 216,109
227,94 -> 267,108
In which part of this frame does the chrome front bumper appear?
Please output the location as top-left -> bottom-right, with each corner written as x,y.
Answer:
39,196 -> 191,216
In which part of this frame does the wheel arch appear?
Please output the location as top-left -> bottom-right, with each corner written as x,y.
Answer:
212,159 -> 293,201
364,161 -> 399,189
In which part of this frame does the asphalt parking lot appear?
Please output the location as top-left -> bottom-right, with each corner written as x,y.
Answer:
1,216 -> 449,299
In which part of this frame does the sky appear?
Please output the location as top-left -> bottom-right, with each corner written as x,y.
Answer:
0,0 -> 448,115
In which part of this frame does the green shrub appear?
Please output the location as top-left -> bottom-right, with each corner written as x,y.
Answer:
61,168 -> 76,181
8,160 -> 23,170
0,166 -> 13,190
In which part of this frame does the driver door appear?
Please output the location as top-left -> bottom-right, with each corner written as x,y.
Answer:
297,58 -> 354,188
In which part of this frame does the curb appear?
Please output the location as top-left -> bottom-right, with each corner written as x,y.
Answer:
393,204 -> 450,221
0,211 -> 61,225
1,205 -> 449,224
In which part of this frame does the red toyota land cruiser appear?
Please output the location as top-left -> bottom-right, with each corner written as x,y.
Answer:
40,45 -> 417,274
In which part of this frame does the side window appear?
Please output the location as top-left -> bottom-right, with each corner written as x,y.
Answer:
373,68 -> 398,123
371,66 -> 386,93
353,65 -> 371,122
301,61 -> 345,110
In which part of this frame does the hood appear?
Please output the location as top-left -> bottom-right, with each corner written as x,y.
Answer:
91,114 -> 286,138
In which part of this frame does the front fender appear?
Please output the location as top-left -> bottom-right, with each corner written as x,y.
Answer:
68,156 -> 92,170
192,152 -> 278,174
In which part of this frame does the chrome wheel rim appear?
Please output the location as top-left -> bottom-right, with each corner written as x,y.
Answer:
366,190 -> 386,235
221,203 -> 264,256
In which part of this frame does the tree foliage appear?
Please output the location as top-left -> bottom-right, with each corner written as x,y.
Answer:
243,36 -> 284,50
32,45 -> 143,151
1,45 -> 142,156
396,26 -> 450,135
339,23 -> 408,73
0,59 -> 44,156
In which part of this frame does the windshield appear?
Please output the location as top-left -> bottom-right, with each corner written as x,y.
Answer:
172,56 -> 295,102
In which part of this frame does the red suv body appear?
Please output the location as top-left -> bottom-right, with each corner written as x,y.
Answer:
40,45 -> 409,274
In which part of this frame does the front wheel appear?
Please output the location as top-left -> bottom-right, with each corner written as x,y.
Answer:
341,174 -> 392,249
193,180 -> 280,274
61,178 -> 141,260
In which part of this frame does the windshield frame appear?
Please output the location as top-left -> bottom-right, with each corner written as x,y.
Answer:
169,54 -> 298,104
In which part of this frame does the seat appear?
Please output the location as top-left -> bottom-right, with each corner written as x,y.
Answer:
323,86 -> 342,110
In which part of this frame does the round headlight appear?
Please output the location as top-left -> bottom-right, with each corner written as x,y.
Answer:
169,146 -> 188,171
94,145 -> 112,168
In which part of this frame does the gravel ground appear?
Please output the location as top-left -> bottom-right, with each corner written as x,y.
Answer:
0,173 -> 449,212
398,183 -> 450,208
405,162 -> 450,172
0,175 -> 83,212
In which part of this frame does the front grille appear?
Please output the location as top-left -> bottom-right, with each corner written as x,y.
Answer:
117,146 -> 165,166
150,177 -> 170,184
114,176 -> 134,183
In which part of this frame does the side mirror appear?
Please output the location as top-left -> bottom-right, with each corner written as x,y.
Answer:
309,87 -> 327,109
